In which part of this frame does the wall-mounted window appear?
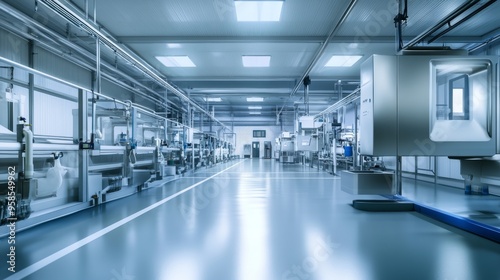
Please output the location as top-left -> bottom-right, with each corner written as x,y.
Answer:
253,130 -> 266,138
449,75 -> 469,120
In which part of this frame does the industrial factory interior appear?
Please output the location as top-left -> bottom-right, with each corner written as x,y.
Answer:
1,0 -> 500,279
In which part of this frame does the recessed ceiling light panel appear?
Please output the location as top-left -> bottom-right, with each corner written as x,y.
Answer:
325,55 -> 363,67
242,55 -> 271,67
247,97 -> 264,102
166,43 -> 182,49
203,97 -> 222,102
235,1 -> 283,22
156,56 -> 196,67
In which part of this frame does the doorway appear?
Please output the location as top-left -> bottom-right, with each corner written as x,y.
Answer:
252,141 -> 260,158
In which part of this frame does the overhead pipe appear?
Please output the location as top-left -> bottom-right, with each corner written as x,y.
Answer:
314,88 -> 360,118
0,0 -> 213,127
37,38 -> 180,111
468,33 -> 500,53
0,56 -> 194,136
401,0 -> 480,50
0,54 -> 191,133
427,0 -> 497,44
0,1 -> 182,114
277,0 -> 358,116
37,0 -> 230,131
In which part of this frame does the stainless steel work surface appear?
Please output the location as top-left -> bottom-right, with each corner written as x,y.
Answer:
1,159 -> 499,280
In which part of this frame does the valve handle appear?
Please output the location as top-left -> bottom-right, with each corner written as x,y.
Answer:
52,152 -> 64,160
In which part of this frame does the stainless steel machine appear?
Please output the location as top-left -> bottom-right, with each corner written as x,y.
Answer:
0,76 -> 235,235
360,54 -> 498,157
353,53 -> 498,196
279,132 -> 295,163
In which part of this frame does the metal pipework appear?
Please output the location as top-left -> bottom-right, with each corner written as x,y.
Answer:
0,17 -> 177,112
427,0 -> 497,44
468,33 -> 500,53
401,0 -> 480,50
38,0 -> 230,131
0,1 -> 213,126
314,88 -> 360,118
277,0 -> 358,116
0,55 -> 193,138
0,1 -> 185,114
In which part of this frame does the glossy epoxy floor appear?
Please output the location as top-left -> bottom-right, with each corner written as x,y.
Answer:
2,159 -> 500,280
402,178 -> 500,229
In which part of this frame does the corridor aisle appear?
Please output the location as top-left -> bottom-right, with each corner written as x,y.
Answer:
1,159 -> 499,280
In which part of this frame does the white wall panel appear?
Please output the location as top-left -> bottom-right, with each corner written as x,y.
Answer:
436,157 -> 462,180
34,91 -> 77,137
401,156 -> 414,172
449,158 -> 462,180
437,157 -> 450,178
0,28 -> 29,65
34,76 -> 79,99
101,79 -> 133,101
416,157 -> 435,175
34,47 -> 91,90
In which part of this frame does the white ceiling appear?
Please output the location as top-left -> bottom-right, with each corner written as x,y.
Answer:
2,0 -> 500,126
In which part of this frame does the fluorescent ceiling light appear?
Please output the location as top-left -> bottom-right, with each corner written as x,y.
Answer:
247,97 -> 264,102
248,106 -> 262,109
203,97 -> 222,102
325,55 -> 363,67
249,112 -> 261,115
156,56 -> 196,67
235,1 -> 283,22
242,55 -> 271,67
166,43 -> 182,49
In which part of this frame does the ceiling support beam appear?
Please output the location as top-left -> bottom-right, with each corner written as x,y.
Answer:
117,36 -> 326,44
113,36 -> 485,44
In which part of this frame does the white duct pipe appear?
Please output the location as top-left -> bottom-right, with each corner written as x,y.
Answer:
23,128 -> 34,179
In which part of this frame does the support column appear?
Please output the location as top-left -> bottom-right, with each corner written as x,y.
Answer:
396,156 -> 402,195
78,89 -> 89,202
28,40 -> 35,129
353,102 -> 358,169
210,106 -> 214,133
